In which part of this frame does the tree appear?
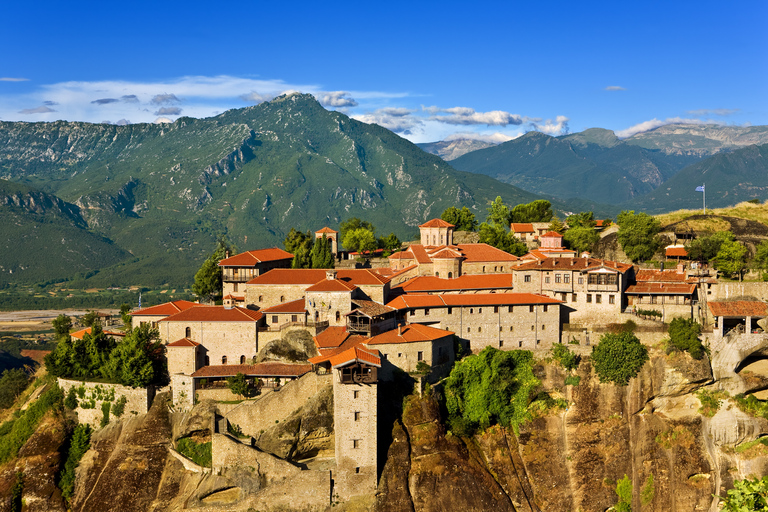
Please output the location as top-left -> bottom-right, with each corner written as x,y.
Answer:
719,475 -> 768,511
284,228 -> 314,268
227,373 -> 250,399
310,234 -> 334,268
591,330 -> 649,385
379,232 -> 402,253
686,232 -> 733,263
486,196 -> 512,228
563,226 -> 600,253
80,311 -> 99,328
551,344 -> 580,371
120,303 -> 132,330
343,228 -> 378,254
548,216 -> 566,234
192,237 -> 233,301
441,206 -> 478,231
510,199 -> 553,223
566,211 -> 596,229
667,318 -> 705,359
52,314 -> 72,340
0,369 -> 29,409
616,210 -> 662,262
101,324 -> 165,387
714,239 -> 747,280
340,218 -> 375,243
478,223 -> 528,256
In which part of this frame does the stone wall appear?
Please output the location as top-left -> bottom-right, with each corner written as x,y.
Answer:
406,303 -> 561,351
211,431 -> 301,484
170,373 -> 194,410
58,378 -> 153,428
306,289 -> 352,327
373,336 -> 453,378
225,372 -> 331,437
710,281 -> 768,301
245,283 -> 310,309
243,470 -> 332,511
159,320 -> 259,365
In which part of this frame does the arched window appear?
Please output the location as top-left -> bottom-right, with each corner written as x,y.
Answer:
448,272 -> 452,278
185,327 -> 191,338
482,266 -> 486,272
240,355 -> 246,364
258,295 -> 263,302
222,355 -> 228,364
435,272 -> 439,277
280,295 -> 285,302
335,311 -> 341,322
315,311 -> 319,321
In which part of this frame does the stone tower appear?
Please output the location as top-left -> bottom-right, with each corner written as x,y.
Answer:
419,218 -> 454,247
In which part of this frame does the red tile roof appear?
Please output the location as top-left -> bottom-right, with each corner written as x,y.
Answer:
167,337 -> 200,347
407,245 -> 433,264
456,244 -> 519,262
708,301 -> 768,318
429,247 -> 463,259
218,247 -> 294,267
312,326 -> 362,349
625,283 -> 697,295
666,246 -> 689,257
329,345 -> 381,368
511,223 -> 534,233
191,362 -> 312,378
387,293 -> 562,310
541,231 -> 563,238
306,278 -> 358,292
262,299 -> 307,313
388,251 -> 414,261
247,268 -> 390,286
395,273 -> 515,293
162,306 -> 263,323
635,269 -> 688,283
514,257 -> 632,273
315,227 -> 338,234
419,218 -> 454,228
133,300 -> 199,317
521,249 -> 549,261
349,300 -> 396,317
367,323 -> 454,345
70,327 -> 126,340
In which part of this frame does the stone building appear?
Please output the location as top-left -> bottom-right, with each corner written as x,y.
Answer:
132,299 -> 199,328
419,218 -> 455,246
625,267 -> 701,321
218,247 -> 294,305
512,257 -> 633,324
392,273 -> 515,295
315,227 -> 339,254
388,242 -> 519,278
708,301 -> 768,337
386,293 -> 563,352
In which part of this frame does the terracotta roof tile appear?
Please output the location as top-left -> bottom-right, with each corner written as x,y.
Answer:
407,245 -> 433,264
456,244 -> 519,262
708,301 -> 768,318
306,278 -> 358,292
312,326 -> 360,349
541,231 -> 563,238
395,273 -> 515,293
167,337 -> 200,347
625,283 -> 697,295
666,246 -> 689,257
218,248 -> 294,267
514,257 -> 631,273
191,362 -> 312,378
387,293 -> 562,310
70,327 -> 126,340
388,251 -> 414,260
262,299 -> 307,313
419,218 -> 455,228
247,269 -> 390,286
315,227 -> 338,234
429,248 -> 463,259
511,223 -> 534,233
349,300 -> 396,318
162,305 -> 262,323
133,300 -> 199,317
367,323 -> 454,345
635,269 -> 689,283
329,345 -> 381,368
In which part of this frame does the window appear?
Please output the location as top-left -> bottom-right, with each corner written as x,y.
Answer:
355,467 -> 360,474
545,276 -> 550,284
501,266 -> 504,272
240,355 -> 246,364
291,314 -> 298,322
185,327 -> 191,338
542,324 -> 546,330
478,327 -> 482,333
478,308 -> 482,314
222,356 -> 227,364
508,306 -> 513,313
425,308 -> 430,316
435,272 -> 439,277
531,325 -> 535,331
280,295 -> 285,302
572,294 -> 577,302
336,311 -> 341,321
417,351 -> 423,361
233,283 -> 239,292
448,272 -> 453,278
564,275 -> 570,284
398,353 -> 402,358
500,340 -> 504,347
499,326 -> 503,332
467,327 -> 471,333
518,341 -> 523,347
588,274 -> 617,285
524,275 -> 531,283
353,390 -> 359,399
447,307 -> 453,315
494,266 -> 497,272
470,308 -> 474,314
258,295 -> 263,302
578,277 -> 584,284
543,305 -> 548,312
529,305 -> 534,312
205,356 -> 210,366
354,411 -> 361,421
272,315 -> 278,324
509,326 -> 513,331
587,294 -> 592,303
596,294 -> 602,304
609,295 -> 615,305
353,439 -> 360,449
555,274 -> 561,283
483,266 -> 486,272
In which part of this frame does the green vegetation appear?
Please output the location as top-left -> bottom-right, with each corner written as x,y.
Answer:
441,206 -> 478,231
614,474 -> 633,512
667,318 -> 705,359
0,369 -> 30,409
226,373 -> 250,399
564,375 -> 581,386
591,331 -> 649,385
718,475 -> 768,511
176,436 -> 212,467
510,199 -> 553,223
641,474 -> 655,506
443,347 -> 540,435
100,401 -> 111,427
563,225 -> 599,253
227,421 -> 248,439
11,471 -> 23,512
0,384 -> 64,464
52,314 -> 72,340
64,387 -> 78,410
46,324 -> 166,388
59,424 -> 92,502
310,234 -> 334,268
697,389 -> 729,417
192,237 -> 233,302
686,231 -> 734,264
616,210 -> 662,262
551,343 -> 580,371
733,394 -> 768,419
714,239 -> 748,280
112,395 -> 127,417
285,228 -> 314,268
343,227 -> 377,254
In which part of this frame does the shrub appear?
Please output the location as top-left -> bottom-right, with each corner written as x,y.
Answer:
565,375 -> 581,386
641,473 -> 655,506
718,475 -> 768,511
100,401 -> 111,427
697,389 -> 728,417
0,369 -> 30,409
112,396 -> 127,417
64,388 -> 78,410
733,394 -> 768,419
667,318 -> 705,360
176,437 -> 212,467
59,424 -> 92,501
591,331 -> 649,385
614,474 -> 633,512
415,361 -> 431,374
226,373 -> 250,398
551,343 -> 580,371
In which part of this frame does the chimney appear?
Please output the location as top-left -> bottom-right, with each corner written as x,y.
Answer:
225,250 -> 229,258
398,324 -> 403,335
326,270 -> 337,280
677,263 -> 685,274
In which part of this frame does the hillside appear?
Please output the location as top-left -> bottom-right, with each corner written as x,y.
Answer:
624,123 -> 768,156
417,138 -> 495,161
0,94 -> 550,287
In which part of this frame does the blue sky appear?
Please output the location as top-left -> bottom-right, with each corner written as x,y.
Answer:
2,0 -> 766,143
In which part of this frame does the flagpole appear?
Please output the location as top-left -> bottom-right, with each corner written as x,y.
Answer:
703,183 -> 706,214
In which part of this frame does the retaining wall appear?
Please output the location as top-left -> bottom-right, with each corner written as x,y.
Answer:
58,378 -> 153,428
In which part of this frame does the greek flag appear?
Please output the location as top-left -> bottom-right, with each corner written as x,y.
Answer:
695,185 -> 705,192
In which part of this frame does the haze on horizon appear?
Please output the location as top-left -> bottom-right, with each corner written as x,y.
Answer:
1,0 -> 765,144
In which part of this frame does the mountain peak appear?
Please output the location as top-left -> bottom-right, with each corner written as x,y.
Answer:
562,128 -> 619,148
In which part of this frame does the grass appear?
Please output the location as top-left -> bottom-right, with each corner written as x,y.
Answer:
176,436 -> 212,467
656,200 -> 768,229
655,426 -> 695,450
697,389 -> 729,417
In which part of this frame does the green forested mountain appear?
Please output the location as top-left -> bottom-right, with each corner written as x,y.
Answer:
0,93 -> 551,287
623,143 -> 768,213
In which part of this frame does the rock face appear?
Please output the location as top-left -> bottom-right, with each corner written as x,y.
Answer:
375,351 -> 768,512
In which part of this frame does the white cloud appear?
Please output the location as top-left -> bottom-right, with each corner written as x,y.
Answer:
0,77 -> 29,82
154,117 -> 173,124
444,131 -> 518,143
531,115 -> 570,135
605,85 -> 626,91
424,105 -> 524,126
154,107 -> 182,116
240,91 -> 274,103
18,106 -> 56,114
687,108 -> 739,117
316,91 -> 358,107
616,117 -> 711,138
353,108 -> 422,134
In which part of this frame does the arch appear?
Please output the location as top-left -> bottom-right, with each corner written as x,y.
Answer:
240,355 -> 246,364
205,355 -> 210,366
280,295 -> 285,303
482,266 -> 486,272
448,272 -> 453,278
435,272 -> 439,277
258,295 -> 263,302
185,327 -> 191,338
315,311 -> 319,321
222,355 -> 228,364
